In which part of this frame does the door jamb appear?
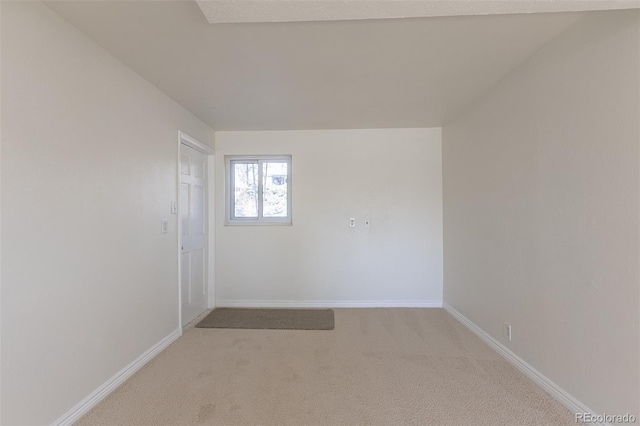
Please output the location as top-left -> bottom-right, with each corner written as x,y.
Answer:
177,131 -> 215,330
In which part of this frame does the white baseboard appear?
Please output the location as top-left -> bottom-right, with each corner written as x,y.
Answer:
52,328 -> 182,426
443,303 -> 603,425
216,299 -> 442,308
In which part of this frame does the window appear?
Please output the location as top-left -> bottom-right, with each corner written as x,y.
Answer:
226,155 -> 292,225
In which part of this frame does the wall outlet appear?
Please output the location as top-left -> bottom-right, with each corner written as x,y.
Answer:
503,322 -> 512,342
161,219 -> 169,234
349,218 -> 356,227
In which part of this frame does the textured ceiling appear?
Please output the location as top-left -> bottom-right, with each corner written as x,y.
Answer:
46,1 -> 590,131
195,0 -> 640,23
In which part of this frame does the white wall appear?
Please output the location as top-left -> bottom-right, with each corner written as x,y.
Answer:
215,128 -> 442,307
443,10 -> 639,417
1,2 -> 214,424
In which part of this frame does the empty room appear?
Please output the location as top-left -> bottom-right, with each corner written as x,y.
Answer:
1,1 -> 639,425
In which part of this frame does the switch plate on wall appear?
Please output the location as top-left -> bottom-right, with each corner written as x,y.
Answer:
503,322 -> 512,341
171,201 -> 178,214
161,219 -> 169,234
364,218 -> 370,229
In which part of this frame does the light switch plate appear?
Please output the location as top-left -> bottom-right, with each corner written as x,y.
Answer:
171,201 -> 178,214
503,322 -> 512,342
161,219 -> 169,234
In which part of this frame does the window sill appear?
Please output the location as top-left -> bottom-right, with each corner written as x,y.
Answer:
224,220 -> 292,226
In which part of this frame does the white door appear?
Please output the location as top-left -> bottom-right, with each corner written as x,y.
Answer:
180,144 -> 208,326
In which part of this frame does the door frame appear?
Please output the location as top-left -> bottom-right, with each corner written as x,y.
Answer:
177,131 -> 215,329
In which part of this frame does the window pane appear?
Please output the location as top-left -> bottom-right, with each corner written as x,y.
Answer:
233,162 -> 258,218
262,162 -> 288,217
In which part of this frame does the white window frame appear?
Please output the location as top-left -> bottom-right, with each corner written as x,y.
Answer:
225,155 -> 292,226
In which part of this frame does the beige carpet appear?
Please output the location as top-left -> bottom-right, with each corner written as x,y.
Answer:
196,308 -> 335,330
77,309 -> 573,425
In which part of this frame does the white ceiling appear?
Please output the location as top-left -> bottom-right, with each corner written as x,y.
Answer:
196,0 -> 640,24
45,1 -> 593,131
